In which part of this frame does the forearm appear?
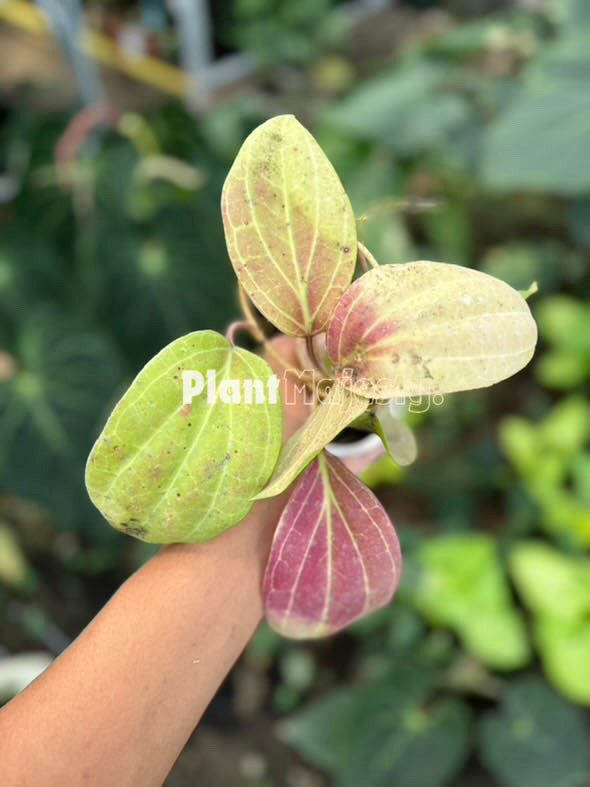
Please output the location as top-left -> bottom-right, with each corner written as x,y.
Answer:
0,493 -> 285,787
0,338 -> 307,786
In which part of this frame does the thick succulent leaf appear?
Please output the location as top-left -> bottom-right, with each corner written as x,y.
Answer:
255,385 -> 368,500
221,114 -> 357,336
86,330 -> 282,543
263,452 -> 401,638
326,261 -> 537,398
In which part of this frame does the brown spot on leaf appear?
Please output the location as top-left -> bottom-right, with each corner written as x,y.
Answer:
119,521 -> 147,539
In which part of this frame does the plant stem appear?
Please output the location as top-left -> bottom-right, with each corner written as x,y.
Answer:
238,286 -> 266,343
357,246 -> 369,273
225,320 -> 255,345
358,242 -> 379,269
305,334 -> 323,374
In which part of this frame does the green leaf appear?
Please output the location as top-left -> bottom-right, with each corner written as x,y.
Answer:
536,350 -> 589,390
572,452 -> 590,506
327,60 -> 473,157
326,262 -> 537,399
478,676 -> 589,787
510,540 -> 590,620
550,0 -> 590,31
360,453 -> 404,489
0,307 -> 123,528
482,87 -> 590,194
535,616 -> 590,705
510,541 -> 590,703
280,667 -> 472,787
481,243 -> 557,293
409,534 -> 530,670
86,330 -> 282,543
255,384 -> 368,500
538,395 -> 590,455
88,203 -> 239,365
221,114 -> 357,336
536,296 -> 590,355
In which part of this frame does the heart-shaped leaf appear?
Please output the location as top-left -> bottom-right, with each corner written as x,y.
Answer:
263,451 -> 401,638
326,261 -> 537,398
86,330 -> 282,543
255,384 -> 368,500
221,114 -> 357,336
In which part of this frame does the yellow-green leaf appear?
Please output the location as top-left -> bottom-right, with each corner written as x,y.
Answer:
327,261 -> 537,398
221,115 -> 357,336
255,384 -> 368,500
86,330 -> 282,543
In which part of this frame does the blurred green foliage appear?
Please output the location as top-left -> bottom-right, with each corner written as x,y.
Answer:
1,0 -> 590,785
407,533 -> 530,670
478,675 -> 590,787
219,0 -> 345,67
500,396 -> 590,545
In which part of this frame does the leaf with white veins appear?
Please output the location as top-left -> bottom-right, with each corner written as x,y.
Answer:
221,115 -> 357,336
86,330 -> 282,543
263,452 -> 402,638
255,384 -> 368,500
326,261 -> 538,398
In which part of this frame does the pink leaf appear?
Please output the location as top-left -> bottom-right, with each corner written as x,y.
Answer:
263,452 -> 402,639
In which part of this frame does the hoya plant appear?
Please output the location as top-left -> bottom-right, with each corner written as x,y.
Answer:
85,115 -> 537,639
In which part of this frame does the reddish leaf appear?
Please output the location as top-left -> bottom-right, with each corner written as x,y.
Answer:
263,452 -> 401,638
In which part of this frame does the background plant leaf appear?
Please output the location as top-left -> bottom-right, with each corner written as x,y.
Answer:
408,533 -> 530,670
280,665 -> 472,787
510,541 -> 590,703
478,676 -> 590,787
482,88 -> 590,194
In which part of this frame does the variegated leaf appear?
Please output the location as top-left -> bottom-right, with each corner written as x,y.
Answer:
263,452 -> 402,638
255,384 -> 368,500
86,331 -> 282,543
221,115 -> 357,336
326,261 -> 537,398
